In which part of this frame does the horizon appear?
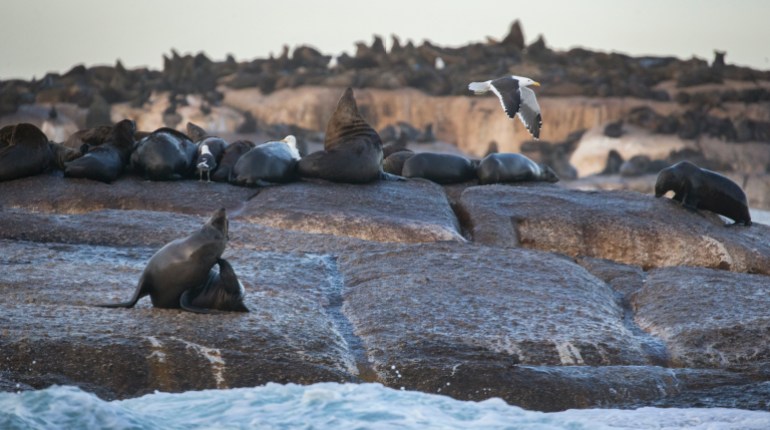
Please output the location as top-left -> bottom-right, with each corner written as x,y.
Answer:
1,0 -> 769,80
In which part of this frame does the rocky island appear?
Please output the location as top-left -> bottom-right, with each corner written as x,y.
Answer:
1,20 -> 769,412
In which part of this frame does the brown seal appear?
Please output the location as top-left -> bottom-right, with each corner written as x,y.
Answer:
0,123 -> 52,181
297,87 -> 392,183
98,208 -> 229,308
476,153 -> 559,184
180,258 -> 249,313
655,161 -> 751,226
63,119 -> 136,183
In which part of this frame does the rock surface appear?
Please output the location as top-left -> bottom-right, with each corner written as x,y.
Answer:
1,174 -> 769,412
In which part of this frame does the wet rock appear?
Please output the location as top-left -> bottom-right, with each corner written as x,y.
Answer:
633,266 -> 770,373
235,181 -> 463,243
457,184 -> 770,274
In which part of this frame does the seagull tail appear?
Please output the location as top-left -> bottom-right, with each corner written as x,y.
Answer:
468,81 -> 492,94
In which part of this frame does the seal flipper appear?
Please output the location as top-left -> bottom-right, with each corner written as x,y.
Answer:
96,274 -> 150,308
179,289 -> 218,314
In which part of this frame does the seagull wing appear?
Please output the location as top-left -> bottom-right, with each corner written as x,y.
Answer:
517,86 -> 542,139
489,77 -> 521,119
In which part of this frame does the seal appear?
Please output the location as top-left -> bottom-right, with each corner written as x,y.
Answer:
382,150 -> 414,176
187,122 -> 228,181
654,161 -> 751,226
130,127 -> 197,180
180,258 -> 249,313
0,123 -> 52,181
230,135 -> 300,186
63,119 -> 136,183
211,140 -> 255,182
401,152 -> 477,184
98,208 -> 229,308
298,87 -> 396,183
476,153 -> 559,184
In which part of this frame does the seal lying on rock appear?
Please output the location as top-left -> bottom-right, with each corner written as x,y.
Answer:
230,135 -> 300,186
180,258 -> 249,313
63,119 -> 136,183
655,161 -> 751,226
402,152 -> 477,184
298,87 -> 399,183
477,153 -> 559,184
98,208 -> 229,309
382,150 -> 414,176
0,123 -> 52,181
130,127 -> 197,180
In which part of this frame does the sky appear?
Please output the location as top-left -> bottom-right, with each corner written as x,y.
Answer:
1,0 -> 769,80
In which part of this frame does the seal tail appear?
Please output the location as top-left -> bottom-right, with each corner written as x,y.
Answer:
95,275 -> 148,308
468,81 -> 492,94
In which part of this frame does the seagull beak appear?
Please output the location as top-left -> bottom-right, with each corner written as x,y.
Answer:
532,81 -> 541,87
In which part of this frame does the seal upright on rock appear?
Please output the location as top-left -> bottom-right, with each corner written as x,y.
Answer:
655,161 -> 751,226
180,258 -> 249,313
0,123 -> 52,181
298,87 -> 397,183
230,135 -> 300,186
98,208 -> 229,309
476,153 -> 559,184
401,152 -> 477,184
130,127 -> 197,180
63,119 -> 136,183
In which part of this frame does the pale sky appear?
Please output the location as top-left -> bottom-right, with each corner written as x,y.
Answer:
1,0 -> 769,80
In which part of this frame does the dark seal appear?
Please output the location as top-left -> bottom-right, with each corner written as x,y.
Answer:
0,123 -> 52,181
180,258 -> 249,313
655,161 -> 751,226
401,152 -> 477,184
211,140 -> 255,183
476,153 -> 559,185
64,119 -> 136,183
130,127 -> 197,180
382,150 -> 415,176
230,135 -> 300,186
298,87 -> 393,183
98,208 -> 229,308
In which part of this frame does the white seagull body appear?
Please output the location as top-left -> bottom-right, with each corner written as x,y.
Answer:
468,75 -> 542,139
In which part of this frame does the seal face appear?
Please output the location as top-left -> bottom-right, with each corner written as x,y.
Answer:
476,153 -> 559,185
211,140 -> 255,182
655,161 -> 751,226
180,258 -> 249,313
230,135 -> 300,186
130,127 -> 197,180
98,208 -> 229,309
297,87 -> 384,183
63,119 -> 136,183
401,152 -> 477,184
0,123 -> 52,181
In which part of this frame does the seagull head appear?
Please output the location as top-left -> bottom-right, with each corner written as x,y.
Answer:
513,76 -> 541,87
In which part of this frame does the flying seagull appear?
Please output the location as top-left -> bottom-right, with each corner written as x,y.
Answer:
468,75 -> 542,139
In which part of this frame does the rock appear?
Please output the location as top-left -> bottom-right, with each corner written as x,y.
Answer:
457,183 -> 770,274
633,266 -> 770,374
234,181 -> 464,243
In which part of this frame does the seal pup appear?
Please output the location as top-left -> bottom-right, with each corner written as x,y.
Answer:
187,122 -> 228,182
211,140 -> 255,182
298,87 -> 397,183
401,152 -> 477,184
476,153 -> 559,184
130,127 -> 197,180
98,208 -> 229,308
382,150 -> 414,176
0,123 -> 53,181
63,119 -> 136,183
468,75 -> 542,139
654,161 -> 751,226
230,135 -> 300,186
180,258 -> 249,313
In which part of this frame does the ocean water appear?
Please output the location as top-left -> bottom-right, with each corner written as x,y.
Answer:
2,383 -> 770,430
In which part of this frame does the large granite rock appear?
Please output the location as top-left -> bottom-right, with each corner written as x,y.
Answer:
458,183 -> 770,274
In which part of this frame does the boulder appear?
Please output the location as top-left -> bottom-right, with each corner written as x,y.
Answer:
457,183 -> 770,274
